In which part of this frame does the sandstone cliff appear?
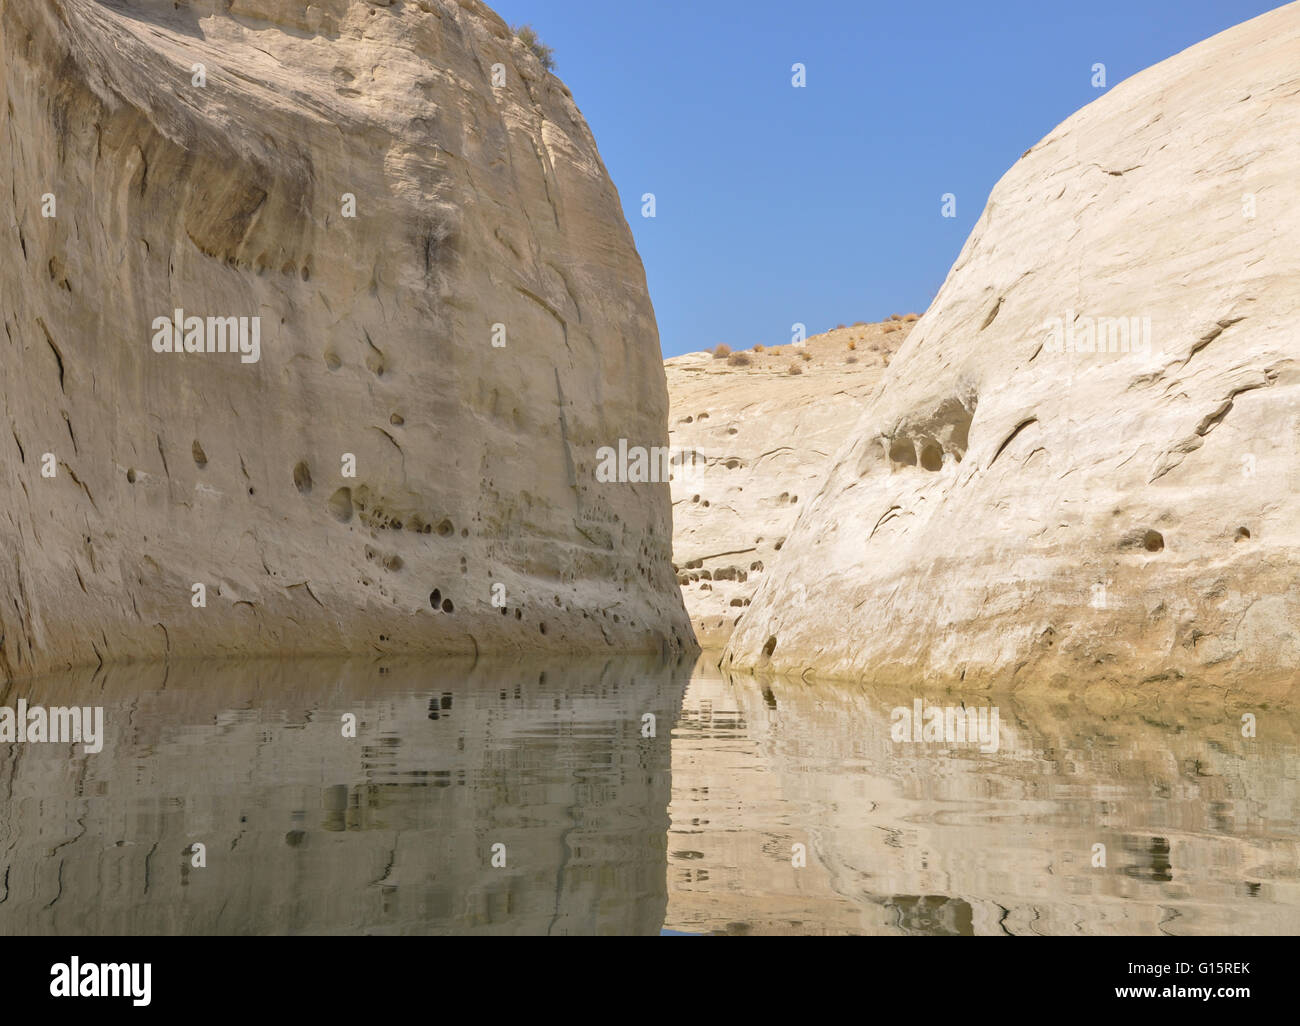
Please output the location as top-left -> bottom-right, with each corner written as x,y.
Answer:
666,322 -> 912,644
726,3 -> 1300,701
0,0 -> 691,678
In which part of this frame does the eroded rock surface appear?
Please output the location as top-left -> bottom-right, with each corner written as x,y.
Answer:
727,4 -> 1300,701
666,322 -> 912,644
0,0 -> 693,678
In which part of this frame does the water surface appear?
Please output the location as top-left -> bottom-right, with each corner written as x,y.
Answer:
0,652 -> 1295,935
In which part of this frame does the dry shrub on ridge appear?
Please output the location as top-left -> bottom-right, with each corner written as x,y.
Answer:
511,24 -> 557,71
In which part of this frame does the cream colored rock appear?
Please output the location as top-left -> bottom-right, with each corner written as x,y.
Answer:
727,3 -> 1300,701
666,324 -> 912,644
0,0 -> 691,679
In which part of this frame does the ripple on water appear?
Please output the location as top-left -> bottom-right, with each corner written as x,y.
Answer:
0,651 -> 1296,935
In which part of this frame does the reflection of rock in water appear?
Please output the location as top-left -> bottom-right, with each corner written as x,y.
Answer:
1121,836 -> 1174,883
883,895 -> 974,936
0,654 -> 688,935
667,663 -> 1300,936
5,651 -> 1298,935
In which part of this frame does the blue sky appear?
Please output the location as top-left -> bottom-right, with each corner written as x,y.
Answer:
489,0 -> 1284,357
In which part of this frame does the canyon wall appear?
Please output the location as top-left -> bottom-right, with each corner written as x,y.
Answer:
0,0 -> 692,679
666,322 -> 911,644
727,3 -> 1300,701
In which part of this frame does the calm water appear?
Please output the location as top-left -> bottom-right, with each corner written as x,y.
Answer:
0,652 -> 1296,935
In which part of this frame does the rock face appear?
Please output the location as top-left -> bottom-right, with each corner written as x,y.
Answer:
666,322 -> 913,644
0,0 -> 691,679
727,4 -> 1300,701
